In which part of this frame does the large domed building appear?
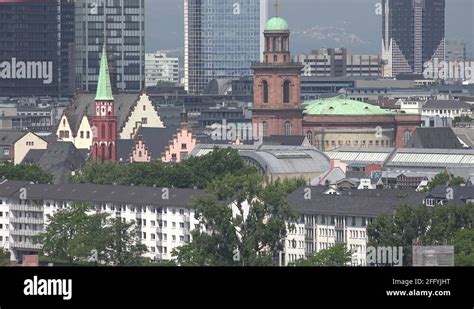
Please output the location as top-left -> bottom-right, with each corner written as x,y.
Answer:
302,95 -> 421,151
252,10 -> 421,151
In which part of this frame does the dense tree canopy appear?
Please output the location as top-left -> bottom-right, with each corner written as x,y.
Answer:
36,202 -> 147,266
69,147 -> 256,189
0,162 -> 52,183
367,204 -> 474,266
0,248 -> 10,266
172,174 -> 304,266
290,244 -> 352,266
425,171 -> 466,192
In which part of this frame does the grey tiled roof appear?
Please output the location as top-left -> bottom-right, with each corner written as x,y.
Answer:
288,187 -> 426,217
0,130 -> 27,146
427,185 -> 474,203
423,100 -> 471,110
262,135 -> 307,146
62,94 -> 141,136
22,142 -> 86,184
406,127 -> 463,149
0,180 -> 203,207
135,127 -> 177,160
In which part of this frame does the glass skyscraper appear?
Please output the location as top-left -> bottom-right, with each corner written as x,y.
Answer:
75,0 -> 145,93
0,0 -> 75,96
382,0 -> 445,77
184,0 -> 268,94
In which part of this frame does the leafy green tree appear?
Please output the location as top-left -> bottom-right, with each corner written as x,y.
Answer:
368,203 -> 473,265
290,244 -> 352,266
172,174 -> 299,266
449,177 -> 466,186
102,218 -> 148,266
425,203 -> 473,245
425,172 -> 449,192
36,202 -> 148,266
70,147 -> 257,189
0,162 -> 52,183
0,248 -> 11,266
35,202 -> 108,264
453,115 -> 472,126
367,205 -> 430,265
425,172 -> 466,192
453,228 -> 474,266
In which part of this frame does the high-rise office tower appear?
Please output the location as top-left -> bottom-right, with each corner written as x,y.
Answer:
382,0 -> 445,77
75,0 -> 145,93
0,0 -> 75,96
184,0 -> 268,94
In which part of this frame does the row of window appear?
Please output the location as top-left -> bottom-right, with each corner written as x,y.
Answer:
261,80 -> 291,104
142,232 -> 189,243
305,215 -> 372,227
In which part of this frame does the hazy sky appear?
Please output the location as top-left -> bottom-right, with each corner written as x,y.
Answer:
145,0 -> 473,58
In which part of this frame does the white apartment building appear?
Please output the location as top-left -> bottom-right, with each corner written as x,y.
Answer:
296,48 -> 382,78
421,100 -> 472,120
145,52 -> 179,87
0,181 -> 201,262
0,181 -> 425,266
287,186 -> 426,266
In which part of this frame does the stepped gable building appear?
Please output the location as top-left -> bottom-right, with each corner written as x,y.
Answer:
57,49 -> 165,151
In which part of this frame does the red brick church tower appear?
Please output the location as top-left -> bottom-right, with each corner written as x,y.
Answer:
252,4 -> 304,137
91,44 -> 117,161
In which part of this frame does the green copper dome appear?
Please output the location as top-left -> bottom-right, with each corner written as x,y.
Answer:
265,17 -> 289,31
95,44 -> 114,101
303,95 -> 393,116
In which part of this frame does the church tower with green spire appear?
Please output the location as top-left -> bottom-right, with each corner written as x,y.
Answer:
91,44 -> 117,161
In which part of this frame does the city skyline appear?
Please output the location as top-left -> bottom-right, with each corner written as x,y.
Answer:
146,0 -> 473,59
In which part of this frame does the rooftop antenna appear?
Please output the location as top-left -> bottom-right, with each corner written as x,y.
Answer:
274,0 -> 280,16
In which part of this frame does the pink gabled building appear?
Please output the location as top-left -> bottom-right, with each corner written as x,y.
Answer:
162,109 -> 197,163
117,108 -> 197,163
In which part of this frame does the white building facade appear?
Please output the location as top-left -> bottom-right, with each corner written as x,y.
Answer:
145,52 -> 180,87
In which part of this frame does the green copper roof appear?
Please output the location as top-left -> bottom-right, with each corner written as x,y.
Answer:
95,44 -> 114,101
265,16 -> 289,31
303,95 -> 393,116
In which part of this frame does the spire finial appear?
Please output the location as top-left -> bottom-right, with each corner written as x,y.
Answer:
274,0 -> 280,16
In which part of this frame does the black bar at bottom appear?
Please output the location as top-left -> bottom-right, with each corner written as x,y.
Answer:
0,267 -> 472,307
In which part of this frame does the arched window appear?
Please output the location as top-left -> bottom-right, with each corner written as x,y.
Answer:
109,143 -> 114,160
262,121 -> 268,137
109,124 -> 113,140
101,124 -> 106,139
283,80 -> 291,103
100,143 -> 106,161
403,130 -> 412,145
284,121 -> 292,136
273,37 -> 279,52
282,38 -> 287,52
262,80 -> 269,104
306,131 -> 313,145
